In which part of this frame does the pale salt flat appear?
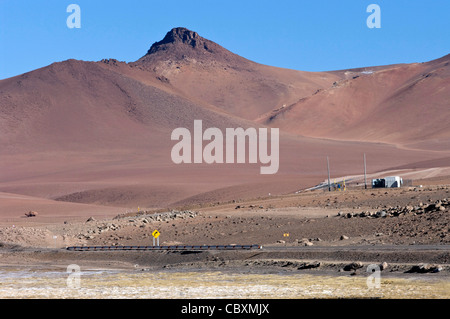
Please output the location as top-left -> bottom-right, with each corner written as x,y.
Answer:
0,268 -> 448,299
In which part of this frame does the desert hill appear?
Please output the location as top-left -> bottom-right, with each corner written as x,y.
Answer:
132,27 -> 343,120
261,54 -> 450,150
0,27 -> 449,219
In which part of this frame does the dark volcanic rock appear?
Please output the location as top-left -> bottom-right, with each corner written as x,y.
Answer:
135,27 -> 252,67
146,28 -> 211,54
406,263 -> 443,273
343,262 -> 363,271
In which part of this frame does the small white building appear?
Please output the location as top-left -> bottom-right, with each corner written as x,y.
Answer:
372,176 -> 403,188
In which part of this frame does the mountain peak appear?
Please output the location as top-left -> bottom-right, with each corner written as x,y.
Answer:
136,27 -> 251,67
145,27 -> 215,56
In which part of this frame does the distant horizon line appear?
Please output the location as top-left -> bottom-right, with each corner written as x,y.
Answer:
2,51 -> 448,81
2,26 -> 449,79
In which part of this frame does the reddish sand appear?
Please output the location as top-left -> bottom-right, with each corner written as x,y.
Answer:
0,27 -> 449,224
262,55 -> 450,149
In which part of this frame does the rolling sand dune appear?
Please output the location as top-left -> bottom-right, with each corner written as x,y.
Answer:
0,191 -> 122,225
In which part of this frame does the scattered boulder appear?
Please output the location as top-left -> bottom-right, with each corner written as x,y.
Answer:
341,199 -> 449,220
24,211 -> 38,218
344,262 -> 363,271
156,75 -> 170,83
376,210 -> 387,218
340,235 -> 349,240
86,217 -> 96,222
297,238 -> 309,244
406,263 -> 443,273
298,261 -> 321,270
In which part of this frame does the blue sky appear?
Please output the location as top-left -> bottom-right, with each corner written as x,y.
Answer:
1,0 -> 449,79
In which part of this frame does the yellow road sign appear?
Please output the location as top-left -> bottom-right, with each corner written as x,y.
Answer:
152,230 -> 160,238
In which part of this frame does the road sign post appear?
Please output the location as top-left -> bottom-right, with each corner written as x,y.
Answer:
152,229 -> 160,246
283,233 -> 289,245
364,153 -> 367,190
327,156 -> 331,192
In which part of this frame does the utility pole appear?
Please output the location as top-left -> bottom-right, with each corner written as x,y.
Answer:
327,156 -> 331,192
364,153 -> 367,189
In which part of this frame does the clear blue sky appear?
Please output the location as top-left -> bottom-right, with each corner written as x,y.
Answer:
1,0 -> 449,79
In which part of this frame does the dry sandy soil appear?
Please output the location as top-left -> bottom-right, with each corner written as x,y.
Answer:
1,177 -> 449,280
1,27 -> 450,214
0,28 -> 449,291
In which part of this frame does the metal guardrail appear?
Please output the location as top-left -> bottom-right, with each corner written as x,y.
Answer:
66,244 -> 262,251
